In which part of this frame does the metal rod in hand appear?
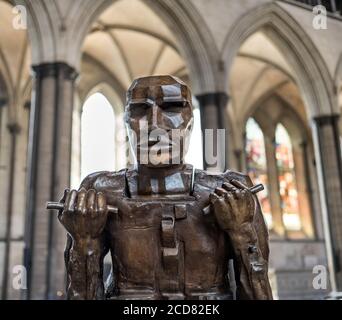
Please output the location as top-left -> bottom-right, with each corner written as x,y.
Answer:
202,183 -> 264,215
47,183 -> 263,216
46,202 -> 118,214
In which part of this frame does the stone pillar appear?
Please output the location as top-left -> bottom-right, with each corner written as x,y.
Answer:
293,142 -> 315,238
195,92 -> 229,171
23,63 -> 78,299
1,123 -> 20,300
234,149 -> 244,173
264,135 -> 285,237
313,114 -> 342,291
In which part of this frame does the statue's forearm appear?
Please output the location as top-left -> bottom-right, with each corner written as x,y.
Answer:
66,237 -> 105,300
228,224 -> 273,300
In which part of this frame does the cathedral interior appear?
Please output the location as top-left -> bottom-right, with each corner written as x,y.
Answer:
0,0 -> 342,300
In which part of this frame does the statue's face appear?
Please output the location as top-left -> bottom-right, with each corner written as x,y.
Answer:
125,76 -> 193,167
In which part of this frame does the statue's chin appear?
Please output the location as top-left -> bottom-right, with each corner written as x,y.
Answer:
143,163 -> 175,168
137,155 -> 185,168
135,145 -> 187,167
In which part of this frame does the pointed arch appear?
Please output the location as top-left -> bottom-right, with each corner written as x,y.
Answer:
78,53 -> 126,110
222,3 -> 335,118
84,82 -> 125,116
80,92 -> 116,180
21,0 -> 219,94
141,0 -> 219,93
72,82 -> 127,188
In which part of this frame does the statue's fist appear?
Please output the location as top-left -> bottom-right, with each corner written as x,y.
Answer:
209,179 -> 256,232
58,188 -> 108,240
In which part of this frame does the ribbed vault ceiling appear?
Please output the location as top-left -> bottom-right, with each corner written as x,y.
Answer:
82,0 -> 188,91
229,31 -> 305,124
81,0 -> 302,123
0,0 -> 31,105
0,0 -> 305,124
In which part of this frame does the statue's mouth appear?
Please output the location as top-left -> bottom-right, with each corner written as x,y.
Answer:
137,132 -> 178,148
138,144 -> 175,152
148,140 -> 160,147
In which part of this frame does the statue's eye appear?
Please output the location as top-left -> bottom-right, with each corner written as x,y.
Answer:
162,101 -> 185,113
129,103 -> 150,118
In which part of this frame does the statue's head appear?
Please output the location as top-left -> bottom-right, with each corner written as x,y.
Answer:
124,75 -> 193,167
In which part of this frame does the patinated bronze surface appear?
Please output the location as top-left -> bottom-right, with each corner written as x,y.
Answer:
49,75 -> 273,300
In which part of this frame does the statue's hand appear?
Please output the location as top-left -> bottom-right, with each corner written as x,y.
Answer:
58,188 -> 108,241
209,179 -> 256,232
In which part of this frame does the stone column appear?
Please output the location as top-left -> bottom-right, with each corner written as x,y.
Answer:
195,92 -> 229,171
234,149 -> 244,173
264,135 -> 285,237
1,123 -> 20,300
23,63 -> 78,299
293,142 -> 315,238
313,114 -> 342,291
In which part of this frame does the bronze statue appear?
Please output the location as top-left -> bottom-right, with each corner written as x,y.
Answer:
47,75 -> 273,300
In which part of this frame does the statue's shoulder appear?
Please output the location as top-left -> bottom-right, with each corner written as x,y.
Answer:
79,169 -> 127,192
194,168 -> 253,188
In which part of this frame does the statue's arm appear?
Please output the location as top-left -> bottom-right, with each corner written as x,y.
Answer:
210,174 -> 273,300
64,232 -> 109,300
228,202 -> 272,300
59,173 -> 109,300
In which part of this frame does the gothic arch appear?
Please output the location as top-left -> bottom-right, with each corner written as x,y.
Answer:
243,93 -> 312,157
83,82 -> 125,116
141,0 -> 219,93
221,3 -> 336,118
19,0 -> 219,94
78,53 -> 126,108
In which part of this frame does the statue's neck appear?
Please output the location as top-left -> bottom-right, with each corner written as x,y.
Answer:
137,163 -> 186,176
126,164 -> 193,197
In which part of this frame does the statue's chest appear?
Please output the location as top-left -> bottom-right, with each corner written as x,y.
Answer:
106,194 -> 228,297
111,195 -> 203,225
109,196 -> 217,247
107,192 -> 219,239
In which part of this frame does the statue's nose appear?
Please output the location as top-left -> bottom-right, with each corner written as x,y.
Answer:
148,104 -> 161,130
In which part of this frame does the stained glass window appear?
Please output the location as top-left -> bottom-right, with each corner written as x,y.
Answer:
245,118 -> 272,228
275,124 -> 301,231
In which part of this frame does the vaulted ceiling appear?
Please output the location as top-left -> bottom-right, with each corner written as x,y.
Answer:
0,0 -> 307,129
229,31 -> 307,129
81,0 -> 305,129
0,0 -> 31,109
81,0 -> 188,94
